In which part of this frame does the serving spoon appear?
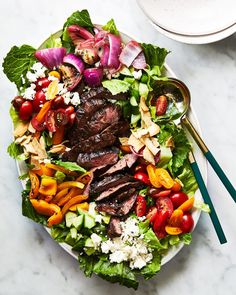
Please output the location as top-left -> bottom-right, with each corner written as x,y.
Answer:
153,77 -> 236,243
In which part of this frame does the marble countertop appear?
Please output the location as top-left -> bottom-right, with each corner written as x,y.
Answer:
0,0 -> 235,294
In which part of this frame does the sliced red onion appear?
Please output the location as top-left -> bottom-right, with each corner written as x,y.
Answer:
83,68 -> 103,87
94,30 -> 109,48
154,150 -> 161,164
107,33 -> 121,69
132,51 -> 147,69
67,25 -> 94,45
63,53 -> 84,74
130,146 -> 144,157
35,47 -> 66,70
99,44 -> 110,67
76,38 -> 95,49
119,40 -> 143,67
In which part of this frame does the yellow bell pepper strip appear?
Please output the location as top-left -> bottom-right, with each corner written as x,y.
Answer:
69,202 -> 89,211
62,195 -> 88,216
178,197 -> 195,212
46,79 -> 59,100
29,171 -> 40,199
39,177 -> 57,196
77,172 -> 91,185
51,188 -> 69,204
47,210 -> 63,227
57,187 -> 83,207
34,164 -> 55,177
45,163 -> 78,177
165,225 -> 183,235
52,126 -> 65,145
57,181 -> 84,191
155,168 -> 174,189
168,209 -> 183,227
30,199 -> 60,216
146,164 -> 162,188
36,100 -> 52,122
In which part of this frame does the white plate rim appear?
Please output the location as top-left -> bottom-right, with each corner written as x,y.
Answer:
16,28 -> 207,267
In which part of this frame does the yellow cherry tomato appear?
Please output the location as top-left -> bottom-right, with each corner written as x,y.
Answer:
155,168 -> 174,189
49,70 -> 61,80
147,164 -> 162,188
165,225 -> 183,235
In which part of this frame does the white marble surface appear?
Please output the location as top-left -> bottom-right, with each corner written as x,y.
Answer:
0,1 -> 236,294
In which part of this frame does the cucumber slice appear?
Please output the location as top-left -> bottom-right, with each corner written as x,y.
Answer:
72,215 -> 84,230
70,228 -> 77,239
84,215 -> 96,229
158,145 -> 173,168
65,212 -> 77,227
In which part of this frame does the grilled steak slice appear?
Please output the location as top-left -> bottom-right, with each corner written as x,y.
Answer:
115,188 -> 136,202
116,192 -> 137,216
107,217 -> 122,237
90,174 -> 133,195
81,86 -> 128,101
101,154 -> 138,176
77,149 -> 119,170
95,181 -> 141,201
117,120 -> 130,137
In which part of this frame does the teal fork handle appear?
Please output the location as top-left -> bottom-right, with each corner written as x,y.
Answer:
190,158 -> 227,244
205,151 -> 236,203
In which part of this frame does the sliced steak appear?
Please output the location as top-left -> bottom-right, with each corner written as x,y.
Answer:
116,192 -> 137,216
90,174 -> 133,195
101,154 -> 138,176
107,217 -> 122,237
81,86 -> 128,101
95,181 -> 141,201
77,149 -> 119,170
115,187 -> 136,202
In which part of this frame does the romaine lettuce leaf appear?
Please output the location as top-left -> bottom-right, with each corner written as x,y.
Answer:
63,9 -> 94,33
9,106 -> 20,127
102,79 -> 130,95
7,142 -> 28,160
54,160 -> 86,173
141,43 -> 169,69
102,19 -> 119,35
79,255 -> 98,277
178,161 -> 198,196
44,35 -> 62,48
140,251 -> 161,280
2,45 -> 36,90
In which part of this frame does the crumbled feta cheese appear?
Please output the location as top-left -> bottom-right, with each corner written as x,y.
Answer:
21,74 -> 26,85
70,92 -> 80,106
48,75 -> 58,81
26,71 -> 38,82
90,233 -> 102,249
22,83 -> 36,100
110,251 -> 128,263
58,83 -> 68,95
133,70 -> 142,80
31,62 -> 47,78
63,92 -> 71,105
130,256 -> 147,269
95,215 -> 103,223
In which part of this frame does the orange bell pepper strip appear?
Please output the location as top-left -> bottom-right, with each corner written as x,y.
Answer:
165,225 -> 183,235
52,126 -> 65,145
168,209 -> 183,227
29,171 -> 40,199
69,202 -> 89,212
47,210 -> 63,227
155,168 -> 174,189
51,188 -> 69,204
34,164 -> 55,177
120,145 -> 132,153
39,177 -> 57,196
45,163 -> 78,177
57,181 -> 84,191
36,100 -> 52,122
178,197 -> 195,212
57,187 -> 82,207
76,172 -> 91,185
30,199 -> 60,216
146,164 -> 162,188
44,195 -> 54,203
62,195 -> 88,216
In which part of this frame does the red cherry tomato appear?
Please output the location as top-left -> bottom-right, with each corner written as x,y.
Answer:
68,112 -> 76,126
171,180 -> 182,192
152,189 -> 172,198
33,90 -> 46,112
134,172 -> 151,186
134,164 -> 147,173
181,213 -> 194,233
31,115 -> 46,131
153,210 -> 169,238
19,101 -> 33,121
11,96 -> 25,111
65,106 -> 75,115
35,77 -> 51,91
51,96 -> 66,109
45,110 -> 57,132
170,192 -> 188,209
54,109 -> 69,127
156,196 -> 174,217
146,206 -> 158,223
135,195 -> 147,217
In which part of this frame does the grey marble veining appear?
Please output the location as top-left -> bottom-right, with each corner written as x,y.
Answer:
0,1 -> 235,294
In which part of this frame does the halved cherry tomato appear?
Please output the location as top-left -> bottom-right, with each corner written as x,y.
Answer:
134,164 -> 147,173
12,96 -> 25,111
134,172 -> 151,186
51,96 -> 66,109
49,70 -> 61,80
33,90 -> 46,112
153,210 -> 169,238
181,213 -> 194,233
178,197 -> 195,212
35,77 -> 51,91
147,187 -> 161,197
146,164 -> 162,188
153,189 -> 171,198
19,101 -> 33,121
55,108 -> 69,127
31,115 -> 46,131
168,209 -> 183,227
68,113 -> 76,126
64,106 -> 75,116
156,196 -> 173,217
170,192 -> 188,209
171,180 -> 182,192
155,168 -> 174,189
165,225 -> 183,235
45,110 -> 57,132
135,195 -> 147,217
146,206 -> 158,223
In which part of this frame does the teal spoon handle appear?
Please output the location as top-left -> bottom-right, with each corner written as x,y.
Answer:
182,117 -> 236,203
189,152 -> 227,244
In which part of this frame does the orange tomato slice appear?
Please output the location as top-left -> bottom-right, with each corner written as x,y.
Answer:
178,197 -> 195,212
168,209 -> 183,227
29,171 -> 40,199
147,164 -> 162,188
155,168 -> 174,189
165,225 -> 183,235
